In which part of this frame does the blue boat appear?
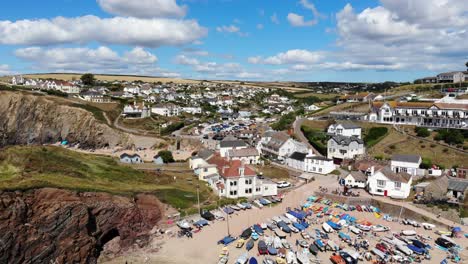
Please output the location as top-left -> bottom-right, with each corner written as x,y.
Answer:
326,220 -> 342,230
288,210 -> 306,220
218,235 -> 236,245
300,220 -> 309,228
292,222 -> 306,231
267,246 -> 277,255
253,224 -> 264,235
339,232 -> 351,242
408,244 -> 425,255
249,257 -> 258,264
246,239 -> 254,251
276,221 -> 292,233
314,239 -> 326,251
224,207 -> 235,214
251,232 -> 260,240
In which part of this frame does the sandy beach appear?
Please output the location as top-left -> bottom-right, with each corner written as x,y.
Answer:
100,175 -> 468,264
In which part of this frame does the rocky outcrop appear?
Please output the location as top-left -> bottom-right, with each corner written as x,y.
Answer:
0,188 -> 163,264
0,91 -> 130,149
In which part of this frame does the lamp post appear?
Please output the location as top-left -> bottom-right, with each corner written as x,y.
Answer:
196,184 -> 201,216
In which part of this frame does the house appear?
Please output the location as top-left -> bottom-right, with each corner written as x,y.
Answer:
327,135 -> 365,162
81,91 -> 112,103
219,139 -> 247,157
122,101 -> 151,118
124,86 -> 140,94
151,103 -> 180,117
227,147 -> 260,164
286,151 -> 335,175
305,104 -> 321,112
55,81 -> 80,94
207,155 -> 277,199
344,171 -> 367,188
367,166 -> 413,199
259,131 -> 308,160
181,107 -> 202,115
447,178 -> 468,202
11,75 -> 24,85
327,123 -> 362,139
120,153 -> 143,164
456,166 -> 468,179
437,71 -> 465,83
390,154 -> 422,176
153,155 -> 164,165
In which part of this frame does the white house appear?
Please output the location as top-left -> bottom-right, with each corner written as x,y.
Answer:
181,107 -> 202,115
227,147 -> 260,165
122,101 -> 151,118
286,151 -> 336,174
259,131 -> 308,160
124,86 -> 140,94
367,166 -> 413,199
327,123 -> 362,139
219,139 -> 247,157
390,154 -> 422,176
344,171 -> 367,189
81,91 -> 111,103
327,135 -> 365,161
151,103 -> 180,117
119,153 -> 143,164
305,104 -> 321,112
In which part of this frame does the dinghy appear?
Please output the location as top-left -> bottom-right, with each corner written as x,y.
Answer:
326,240 -> 339,251
251,232 -> 259,240
309,243 -> 319,256
218,255 -> 229,264
371,248 -> 386,260
422,223 -> 435,230
338,232 -> 351,243
349,225 -> 361,234
235,253 -> 249,264
314,239 -> 325,251
253,224 -> 264,235
236,239 -> 246,248
237,203 -> 246,210
258,240 -> 268,255
356,224 -> 371,232
249,257 -> 258,264
281,239 -> 291,249
401,230 -> 417,236
396,243 -> 412,255
275,229 -> 287,239
296,239 -> 309,248
407,244 -> 425,255
286,251 -> 298,264
246,239 -> 254,251
262,257 -> 275,264
322,222 -> 333,233
267,246 -> 277,255
372,224 -> 389,232
296,250 -> 310,264
273,236 -> 282,249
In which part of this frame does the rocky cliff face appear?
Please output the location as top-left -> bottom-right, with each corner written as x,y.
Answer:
0,188 -> 163,264
0,91 -> 130,149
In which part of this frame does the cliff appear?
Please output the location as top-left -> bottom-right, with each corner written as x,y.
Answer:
0,188 -> 163,264
0,91 -> 130,149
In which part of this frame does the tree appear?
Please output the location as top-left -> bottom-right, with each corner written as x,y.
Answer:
81,73 -> 95,86
465,61 -> 468,70
158,150 -> 174,163
415,127 -> 430,137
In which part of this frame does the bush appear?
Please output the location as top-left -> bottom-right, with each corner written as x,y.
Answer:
161,122 -> 184,135
420,157 -> 432,169
443,148 -> 449,153
301,126 -> 327,155
430,144 -> 436,148
363,127 -> 389,147
271,112 -> 296,131
415,127 -> 430,137
389,145 -> 396,150
436,129 -> 464,145
374,155 -> 384,160
157,150 -> 174,163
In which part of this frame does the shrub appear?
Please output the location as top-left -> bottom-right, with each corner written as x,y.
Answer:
389,145 -> 396,150
421,145 -> 426,148
430,144 -> 436,148
436,129 -> 464,145
443,148 -> 449,153
363,127 -> 389,147
157,150 -> 174,163
161,122 -> 184,135
420,157 -> 432,169
415,127 -> 430,137
271,112 -> 296,131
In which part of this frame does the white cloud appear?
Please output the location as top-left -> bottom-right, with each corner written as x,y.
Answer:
0,64 -> 11,75
248,49 -> 324,65
257,24 -> 264,30
216,25 -> 240,33
15,46 -> 159,73
271,13 -> 280,24
97,0 -> 187,18
288,0 -> 323,27
0,16 -> 207,47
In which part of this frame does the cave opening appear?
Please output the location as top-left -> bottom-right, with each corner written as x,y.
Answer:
95,228 -> 120,259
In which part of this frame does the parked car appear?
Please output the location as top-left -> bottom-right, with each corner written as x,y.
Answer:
277,181 -> 291,188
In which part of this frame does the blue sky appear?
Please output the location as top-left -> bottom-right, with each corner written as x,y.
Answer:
0,0 -> 467,82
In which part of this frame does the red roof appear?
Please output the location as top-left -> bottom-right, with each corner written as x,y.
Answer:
207,154 -> 256,178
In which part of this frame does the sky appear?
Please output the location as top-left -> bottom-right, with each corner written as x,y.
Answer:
0,0 -> 467,82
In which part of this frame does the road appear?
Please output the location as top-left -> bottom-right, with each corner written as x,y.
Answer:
293,117 -> 322,156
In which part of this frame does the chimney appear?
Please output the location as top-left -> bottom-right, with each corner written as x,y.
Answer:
239,166 -> 245,176
370,166 -> 375,176
307,149 -> 314,157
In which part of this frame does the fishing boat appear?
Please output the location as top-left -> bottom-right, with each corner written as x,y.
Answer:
349,225 -> 361,234
356,224 -> 371,232
253,200 -> 264,208
372,224 -> 390,232
371,248 -> 386,260
407,244 -> 425,255
286,251 -> 298,264
284,213 -> 298,223
290,226 -> 299,233
176,220 -> 191,229
246,239 -> 254,251
396,243 -> 412,255
281,239 -> 291,249
296,249 -> 310,264
219,247 -> 229,258
422,223 -> 435,230
314,239 -> 325,251
275,229 -> 287,239
276,256 -> 287,264
218,255 -> 229,264
260,223 -> 268,230
338,232 -> 351,243
326,220 -> 342,230
262,257 -> 275,264
293,222 -> 306,231
242,202 -> 252,209
224,207 -> 235,215
251,232 -> 260,240
279,215 -> 292,224
401,230 -> 417,236
258,240 -> 268,255
297,239 -> 309,248
249,257 -> 258,264
253,224 -> 264,235
235,253 -> 249,264
241,228 -> 252,239
322,222 -> 333,233
236,239 -> 246,248
231,205 -> 241,211
267,221 -> 277,231
267,246 -> 277,255
218,235 -> 237,245
326,240 -> 339,252
301,231 -> 311,239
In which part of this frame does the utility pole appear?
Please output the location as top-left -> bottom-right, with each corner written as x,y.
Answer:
196,184 -> 201,216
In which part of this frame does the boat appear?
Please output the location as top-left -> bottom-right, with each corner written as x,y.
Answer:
290,226 -> 299,233
267,246 -> 277,255
284,213 -> 298,223
278,248 -> 287,258
259,198 -> 270,205
314,239 -> 325,251
246,239 -> 254,251
309,243 -> 319,256
242,202 -> 252,209
301,231 -> 310,239
267,221 -> 277,231
297,239 -> 309,248
322,222 -> 333,233
422,223 -> 435,230
262,257 -> 275,264
338,232 -> 351,242
293,222 -> 306,231
356,224 -> 371,232
253,224 -> 264,235
396,243 -> 412,255
349,225 -> 361,234
296,250 -> 310,264
273,236 -> 282,249
371,248 -> 386,260
276,256 -> 287,264
194,219 -> 209,228
279,215 -> 292,224
251,232 -> 260,240
372,225 -> 390,232
272,216 -> 282,224
235,253 -> 249,264
330,254 -> 345,264
281,239 -> 291,249
219,247 -> 229,258
241,228 -> 252,239
407,244 -> 425,255
176,220 -> 191,229
249,257 -> 258,264
275,229 -> 287,239
277,221 -> 292,233
326,240 -> 339,252
218,255 -> 229,264
218,235 -> 237,245
260,223 -> 268,230
236,239 -> 246,248
401,230 -> 417,236
286,251 -> 298,264
326,220 -> 342,230
258,240 -> 268,255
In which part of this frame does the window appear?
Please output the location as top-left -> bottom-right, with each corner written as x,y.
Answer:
245,179 -> 252,185
245,188 -> 252,194
377,180 -> 386,188
229,191 -> 237,195
203,168 -> 208,172
230,181 -> 238,186
394,182 -> 401,189
319,168 -> 322,173
256,187 -> 260,192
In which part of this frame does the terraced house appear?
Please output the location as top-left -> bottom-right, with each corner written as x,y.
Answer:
369,101 -> 468,129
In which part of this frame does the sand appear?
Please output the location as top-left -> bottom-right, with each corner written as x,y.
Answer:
100,175 -> 468,264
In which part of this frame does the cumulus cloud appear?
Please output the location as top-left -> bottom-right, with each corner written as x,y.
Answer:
15,46 -> 159,73
257,24 -> 264,30
0,64 -> 11,75
248,49 -> 324,65
271,13 -> 280,24
287,0 -> 323,27
216,25 -> 240,33
0,16 -> 207,47
97,0 -> 187,18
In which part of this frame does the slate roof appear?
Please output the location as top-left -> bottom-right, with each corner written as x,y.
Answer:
196,149 -> 215,160
335,122 -> 361,129
120,153 -> 141,159
378,166 -> 412,183
220,140 -> 247,148
307,156 -> 333,161
228,148 -> 259,157
348,171 -> 367,182
391,154 -> 421,164
448,178 -> 468,192
329,135 -> 364,146
289,152 -> 307,161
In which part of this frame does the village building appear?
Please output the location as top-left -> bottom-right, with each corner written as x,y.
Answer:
337,92 -> 375,103
327,135 -> 365,162
153,155 -> 164,165
286,151 -> 335,175
227,147 -> 260,165
344,171 -> 367,189
219,139 -> 247,157
327,123 -> 362,139
390,154 -> 422,176
367,166 -> 413,199
447,178 -> 468,202
259,131 -> 308,160
81,91 -> 112,103
151,103 -> 180,117
122,101 -> 151,118
119,153 -> 143,164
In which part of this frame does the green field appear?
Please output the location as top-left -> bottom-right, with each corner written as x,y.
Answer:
0,146 -> 213,211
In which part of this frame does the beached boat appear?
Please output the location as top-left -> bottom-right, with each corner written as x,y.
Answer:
297,239 -> 309,248
338,232 -> 351,242
326,220 -> 342,230
246,239 -> 254,251
407,244 -> 425,255
218,255 -> 229,264
267,246 -> 277,255
296,250 -> 310,264
301,231 -> 311,239
273,236 -> 282,249
279,215 -> 292,224
371,248 -> 386,260
262,257 -> 275,264
396,243 -> 412,255
372,224 -> 389,232
314,239 -> 325,251
260,223 -> 268,230
231,205 -> 241,211
309,243 -> 319,256
253,224 -> 264,235
278,248 -> 287,258
219,247 -> 229,258
284,213 -> 298,223
401,230 -> 417,236
275,229 -> 287,239
236,239 -> 246,248
422,223 -> 435,230
218,235 -> 237,245
267,221 -> 277,231
241,228 -> 252,239
249,257 -> 258,264
258,240 -> 268,255
251,232 -> 259,240
293,222 -> 306,231
235,253 -> 249,264
272,216 -> 282,224
322,222 -> 333,233
326,240 -> 339,252
253,200 -> 264,208
276,256 -> 287,264
349,225 -> 361,234
241,202 -> 252,209
237,203 -> 246,210
286,251 -> 298,264
177,220 -> 191,229
281,239 -> 291,249
290,226 -> 299,233
224,207 -> 235,214
356,224 -> 371,232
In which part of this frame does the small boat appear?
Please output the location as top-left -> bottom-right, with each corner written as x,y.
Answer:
219,247 -> 229,258
338,232 -> 351,242
326,240 -> 339,251
267,246 -> 277,255
422,223 -> 435,230
251,232 -> 260,240
326,220 -> 342,230
218,255 -> 229,264
258,240 -> 268,255
349,225 -> 361,234
293,222 -> 306,231
279,215 -> 292,224
278,248 -> 287,258
259,198 -> 270,205
267,221 -> 277,231
262,257 -> 275,264
314,239 -> 325,251
396,243 -> 412,255
301,231 -> 310,239
218,235 -> 237,245
260,223 -> 268,230
356,224 -> 371,232
296,250 -> 310,264
309,243 -> 319,256
249,257 -> 258,264
235,253 -> 249,264
176,220 -> 191,229
401,230 -> 416,236
275,229 -> 287,239
236,239 -> 246,248
286,251 -> 298,264
253,224 -> 264,235
281,239 -> 291,249
407,244 -> 425,255
284,213 -> 298,223
272,216 -> 282,224
241,228 -> 252,239
290,226 -> 299,233
276,257 -> 287,264
371,248 -> 386,260
246,239 -> 254,251
322,222 -> 333,233
242,202 -> 252,209
273,236 -> 282,249
372,225 -> 389,232
296,239 -> 309,248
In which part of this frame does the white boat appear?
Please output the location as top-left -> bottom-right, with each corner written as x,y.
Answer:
371,248 -> 386,259
301,231 -> 311,239
260,223 -> 268,230
275,229 -> 287,239
296,249 -> 310,264
218,255 -> 229,264
401,230 -> 416,236
326,240 -> 339,251
396,243 -> 412,255
286,251 -> 298,264
372,225 -> 389,232
422,223 -> 435,230
290,226 -> 299,233
341,248 -> 360,261
272,216 -> 282,224
279,215 -> 292,224
349,225 -> 361,234
265,235 -> 274,246
274,236 -> 282,249
282,239 -> 291,249
322,222 -> 333,233
235,252 -> 249,264
284,213 -> 298,223
356,224 -> 371,232
337,219 -> 348,227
